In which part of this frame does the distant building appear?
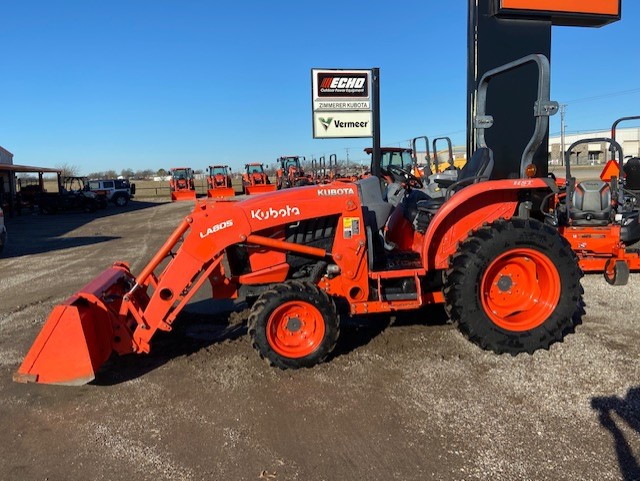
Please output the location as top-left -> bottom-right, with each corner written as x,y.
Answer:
414,145 -> 467,168
0,146 -> 15,207
0,146 -> 60,216
549,127 -> 640,165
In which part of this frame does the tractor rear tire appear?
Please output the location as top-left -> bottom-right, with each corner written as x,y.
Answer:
444,218 -> 583,355
248,281 -> 339,369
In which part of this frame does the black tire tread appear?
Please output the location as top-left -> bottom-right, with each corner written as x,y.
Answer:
444,218 -> 583,355
247,280 -> 339,369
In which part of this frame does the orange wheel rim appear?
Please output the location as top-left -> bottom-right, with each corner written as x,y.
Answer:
481,248 -> 560,332
266,301 -> 325,358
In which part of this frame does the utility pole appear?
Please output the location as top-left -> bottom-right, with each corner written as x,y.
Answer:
560,104 -> 567,166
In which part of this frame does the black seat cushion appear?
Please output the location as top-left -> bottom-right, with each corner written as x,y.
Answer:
417,197 -> 446,214
402,189 -> 432,225
624,157 -> 640,191
570,180 -> 611,225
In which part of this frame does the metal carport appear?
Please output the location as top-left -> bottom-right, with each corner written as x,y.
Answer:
0,164 -> 61,217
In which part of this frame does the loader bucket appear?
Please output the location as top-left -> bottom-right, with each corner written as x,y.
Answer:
171,190 -> 197,201
207,187 -> 235,198
245,184 -> 277,195
14,264 -> 140,385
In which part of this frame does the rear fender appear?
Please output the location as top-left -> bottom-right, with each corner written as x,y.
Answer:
422,179 -> 552,270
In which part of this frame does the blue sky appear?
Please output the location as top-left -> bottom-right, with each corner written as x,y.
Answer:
1,1 -> 638,174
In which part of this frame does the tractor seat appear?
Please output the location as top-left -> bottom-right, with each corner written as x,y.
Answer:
570,180 -> 611,226
356,176 -> 394,270
624,157 -> 640,192
356,176 -> 393,231
410,147 -> 494,232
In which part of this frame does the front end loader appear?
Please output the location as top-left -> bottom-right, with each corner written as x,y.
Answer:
207,165 -> 235,198
15,54 -> 589,386
242,163 -> 277,195
170,167 -> 197,201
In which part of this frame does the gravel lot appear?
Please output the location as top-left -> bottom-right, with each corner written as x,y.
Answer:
0,196 -> 638,481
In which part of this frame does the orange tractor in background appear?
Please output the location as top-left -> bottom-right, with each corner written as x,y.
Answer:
242,163 -> 276,195
169,167 -> 197,201
16,54 -> 601,386
326,154 -> 359,183
206,165 -> 235,198
276,156 -> 312,189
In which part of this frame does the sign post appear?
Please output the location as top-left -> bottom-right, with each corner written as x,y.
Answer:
468,0 -> 621,179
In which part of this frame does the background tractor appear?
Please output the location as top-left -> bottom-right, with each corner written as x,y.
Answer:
207,165 -> 235,198
276,156 -> 312,189
169,167 -> 196,201
242,163 -> 276,195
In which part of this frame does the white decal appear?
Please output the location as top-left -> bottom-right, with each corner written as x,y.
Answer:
250,205 -> 301,221
317,187 -> 355,197
513,180 -> 534,187
200,219 -> 233,239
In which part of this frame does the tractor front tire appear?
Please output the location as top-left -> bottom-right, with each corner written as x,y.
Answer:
248,281 -> 339,369
444,218 -> 583,355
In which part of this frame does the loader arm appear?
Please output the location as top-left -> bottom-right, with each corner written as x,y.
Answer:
15,185 -> 363,385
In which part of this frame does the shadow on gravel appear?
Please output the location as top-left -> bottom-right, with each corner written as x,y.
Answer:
90,299 -> 451,385
92,299 -> 245,386
592,387 -> 640,481
2,200 -> 166,258
330,304 -> 450,361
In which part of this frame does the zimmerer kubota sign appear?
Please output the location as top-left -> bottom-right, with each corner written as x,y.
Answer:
311,69 -> 373,139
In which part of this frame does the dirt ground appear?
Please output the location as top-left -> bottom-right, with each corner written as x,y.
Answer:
0,197 -> 638,481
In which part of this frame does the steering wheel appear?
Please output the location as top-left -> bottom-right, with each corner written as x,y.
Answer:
386,164 -> 424,189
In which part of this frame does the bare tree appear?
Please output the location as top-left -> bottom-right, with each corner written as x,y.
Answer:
55,162 -> 80,177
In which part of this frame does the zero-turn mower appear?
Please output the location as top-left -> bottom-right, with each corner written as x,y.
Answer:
542,130 -> 640,283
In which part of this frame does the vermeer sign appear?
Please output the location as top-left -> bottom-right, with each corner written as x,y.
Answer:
311,69 -> 373,139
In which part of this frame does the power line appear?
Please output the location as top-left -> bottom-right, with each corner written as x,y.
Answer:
563,87 -> 640,105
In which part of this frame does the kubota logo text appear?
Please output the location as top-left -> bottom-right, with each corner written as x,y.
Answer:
317,187 -> 355,196
250,205 -> 301,221
200,219 -> 233,239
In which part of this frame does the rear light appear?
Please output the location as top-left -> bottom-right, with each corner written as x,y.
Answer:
525,164 -> 537,178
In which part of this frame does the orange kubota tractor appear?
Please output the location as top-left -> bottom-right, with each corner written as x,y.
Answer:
276,156 -> 312,189
326,154 -> 359,183
169,167 -> 197,201
15,54 -> 595,386
242,163 -> 276,195
207,165 -> 235,198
